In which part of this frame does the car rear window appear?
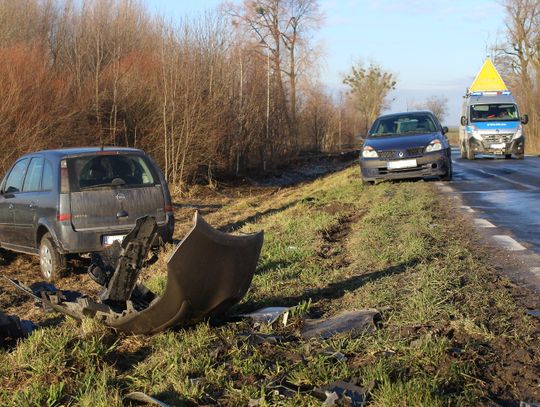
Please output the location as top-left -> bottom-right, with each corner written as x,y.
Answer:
69,154 -> 158,190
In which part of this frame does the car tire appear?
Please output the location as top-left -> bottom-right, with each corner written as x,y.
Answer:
39,233 -> 67,282
504,154 -> 512,159
440,159 -> 453,181
361,178 -> 374,186
466,141 -> 475,160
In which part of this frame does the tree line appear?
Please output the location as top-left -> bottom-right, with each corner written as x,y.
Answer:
496,0 -> 540,153
0,0 -> 398,192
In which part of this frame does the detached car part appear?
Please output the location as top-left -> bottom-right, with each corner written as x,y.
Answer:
0,310 -> 33,345
6,212 -> 263,335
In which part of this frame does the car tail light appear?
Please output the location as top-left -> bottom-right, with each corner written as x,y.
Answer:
57,213 -> 71,221
60,159 -> 69,193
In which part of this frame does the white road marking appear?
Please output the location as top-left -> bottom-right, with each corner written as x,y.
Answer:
492,235 -> 526,251
460,205 -> 475,213
474,218 -> 495,228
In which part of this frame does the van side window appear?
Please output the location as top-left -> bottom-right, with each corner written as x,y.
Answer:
4,158 -> 29,194
41,160 -> 53,191
23,157 -> 45,192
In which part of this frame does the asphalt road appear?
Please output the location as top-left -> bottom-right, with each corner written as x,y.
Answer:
449,148 -> 540,254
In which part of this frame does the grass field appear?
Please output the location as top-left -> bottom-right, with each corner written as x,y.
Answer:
1,167 -> 539,406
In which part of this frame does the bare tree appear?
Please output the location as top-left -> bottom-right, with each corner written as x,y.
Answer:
415,95 -> 448,122
496,0 -> 540,152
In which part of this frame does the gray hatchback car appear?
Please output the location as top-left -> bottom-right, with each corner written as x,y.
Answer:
0,148 -> 174,281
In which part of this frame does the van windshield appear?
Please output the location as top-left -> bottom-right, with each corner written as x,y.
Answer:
369,114 -> 438,137
69,154 -> 157,190
470,104 -> 519,122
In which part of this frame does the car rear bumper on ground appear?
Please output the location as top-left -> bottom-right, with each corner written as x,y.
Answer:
360,150 -> 449,182
53,213 -> 174,254
469,137 -> 524,155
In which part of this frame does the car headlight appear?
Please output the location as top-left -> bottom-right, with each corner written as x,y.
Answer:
425,139 -> 443,152
468,125 -> 483,141
512,125 -> 523,141
362,146 -> 378,158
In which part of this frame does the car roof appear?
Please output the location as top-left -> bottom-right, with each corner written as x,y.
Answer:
375,110 -> 436,120
467,94 -> 516,105
31,147 -> 144,159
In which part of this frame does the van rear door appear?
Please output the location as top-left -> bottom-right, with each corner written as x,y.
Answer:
67,153 -> 167,232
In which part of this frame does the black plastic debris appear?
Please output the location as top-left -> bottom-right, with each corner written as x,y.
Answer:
312,380 -> 371,407
301,309 -> 381,340
125,392 -> 170,407
0,310 -> 34,345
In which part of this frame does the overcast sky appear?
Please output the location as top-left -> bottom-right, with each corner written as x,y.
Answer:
148,0 -> 508,125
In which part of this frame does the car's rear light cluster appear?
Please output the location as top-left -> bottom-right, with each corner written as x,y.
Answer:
57,213 -> 71,221
60,159 -> 69,194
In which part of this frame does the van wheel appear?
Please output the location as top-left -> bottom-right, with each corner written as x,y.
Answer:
39,233 -> 67,282
504,154 -> 512,159
466,142 -> 475,160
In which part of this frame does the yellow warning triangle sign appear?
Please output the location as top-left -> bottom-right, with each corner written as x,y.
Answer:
469,58 -> 508,92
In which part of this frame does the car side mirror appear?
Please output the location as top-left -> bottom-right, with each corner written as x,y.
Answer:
441,126 -> 448,134
460,116 -> 468,126
521,114 -> 529,125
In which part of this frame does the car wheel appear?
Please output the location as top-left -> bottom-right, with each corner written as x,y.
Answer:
504,154 -> 512,159
440,159 -> 453,181
466,141 -> 475,160
39,233 -> 67,282
361,178 -> 374,186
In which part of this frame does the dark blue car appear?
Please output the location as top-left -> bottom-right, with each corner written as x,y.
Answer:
359,111 -> 452,185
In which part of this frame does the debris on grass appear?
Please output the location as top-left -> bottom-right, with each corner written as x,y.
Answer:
0,310 -> 34,345
301,309 -> 381,340
312,380 -> 373,407
241,306 -> 290,325
124,391 -> 170,407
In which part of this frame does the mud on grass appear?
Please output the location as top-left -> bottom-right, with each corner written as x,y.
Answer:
0,167 -> 539,406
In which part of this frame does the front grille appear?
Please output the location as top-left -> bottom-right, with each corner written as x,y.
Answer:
406,147 -> 425,156
377,148 -> 425,160
483,133 -> 513,143
377,150 -> 395,159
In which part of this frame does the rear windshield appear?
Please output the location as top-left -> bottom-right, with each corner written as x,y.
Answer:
369,114 -> 438,137
69,154 -> 158,190
470,104 -> 519,122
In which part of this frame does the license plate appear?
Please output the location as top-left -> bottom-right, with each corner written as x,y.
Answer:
103,235 -> 126,246
387,159 -> 417,170
490,143 -> 506,149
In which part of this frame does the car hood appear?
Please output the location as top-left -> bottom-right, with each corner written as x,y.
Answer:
365,132 -> 441,150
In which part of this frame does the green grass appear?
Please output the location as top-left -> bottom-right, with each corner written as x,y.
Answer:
0,167 -> 537,405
